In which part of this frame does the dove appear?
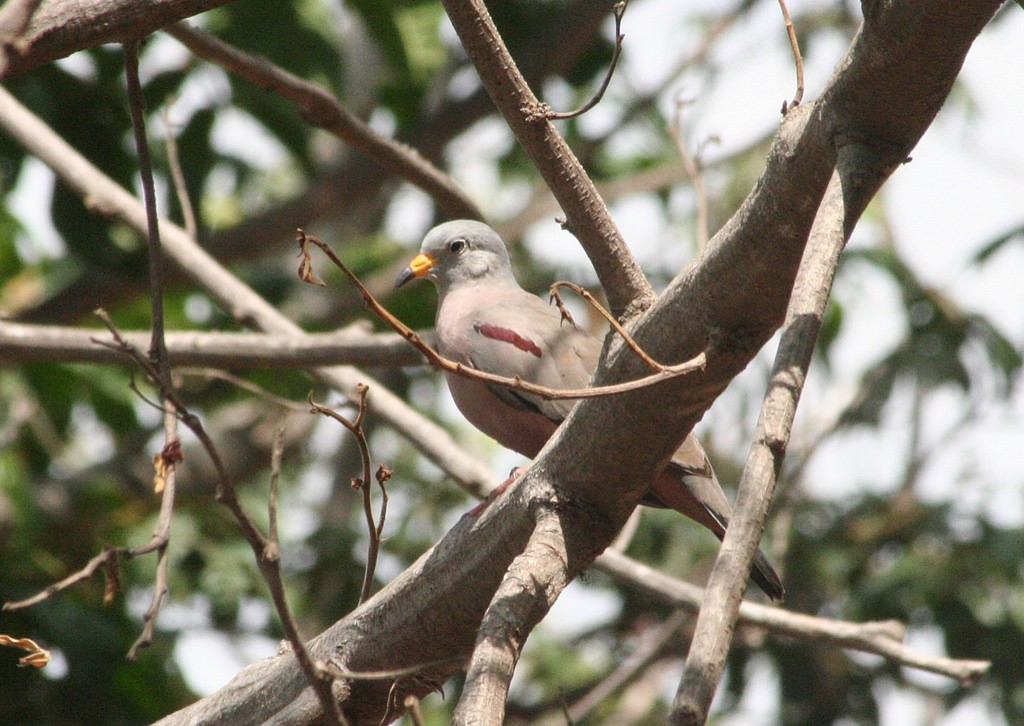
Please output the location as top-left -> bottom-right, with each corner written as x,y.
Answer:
396,220 -> 784,600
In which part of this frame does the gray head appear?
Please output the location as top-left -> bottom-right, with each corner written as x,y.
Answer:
394,220 -> 517,294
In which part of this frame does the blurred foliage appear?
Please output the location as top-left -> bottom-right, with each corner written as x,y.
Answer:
1,1 -> 1022,724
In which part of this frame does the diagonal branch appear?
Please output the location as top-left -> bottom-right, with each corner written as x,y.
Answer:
0,0 -> 234,79
671,141 -> 901,724
595,550 -> 990,686
542,1 -> 629,121
453,507 -> 571,725
0,83 -> 496,500
164,22 -> 481,221
440,0 -> 654,319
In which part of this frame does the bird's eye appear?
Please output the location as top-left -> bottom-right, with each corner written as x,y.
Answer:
449,238 -> 467,254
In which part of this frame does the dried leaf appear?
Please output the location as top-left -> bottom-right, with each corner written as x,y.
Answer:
153,438 -> 184,493
296,229 -> 326,286
0,634 -> 51,668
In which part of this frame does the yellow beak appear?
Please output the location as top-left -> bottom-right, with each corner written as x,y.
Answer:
395,253 -> 435,288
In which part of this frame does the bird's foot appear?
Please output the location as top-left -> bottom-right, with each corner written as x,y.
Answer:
464,466 -> 528,517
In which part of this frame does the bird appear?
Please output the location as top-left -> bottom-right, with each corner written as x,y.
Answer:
395,219 -> 784,601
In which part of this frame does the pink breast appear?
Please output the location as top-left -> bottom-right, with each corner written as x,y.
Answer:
445,372 -> 557,458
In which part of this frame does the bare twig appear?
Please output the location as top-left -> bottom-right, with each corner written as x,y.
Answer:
549,280 -> 665,371
670,95 -> 714,250
596,550 -> 990,686
3,545 -> 124,610
165,22 -> 481,221
567,610 -> 688,722
162,103 -> 198,240
404,695 -> 426,726
778,0 -> 804,113
267,427 -> 285,556
174,368 -> 311,411
308,386 -> 389,605
123,40 -> 179,658
92,314 -> 347,723
298,230 -> 707,402
326,656 -> 464,682
544,1 -> 629,121
439,0 -> 653,318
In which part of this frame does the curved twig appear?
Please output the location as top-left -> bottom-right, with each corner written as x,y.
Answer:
308,387 -> 389,605
543,1 -> 629,120
299,230 -> 707,402
778,0 -> 804,113
549,280 -> 664,371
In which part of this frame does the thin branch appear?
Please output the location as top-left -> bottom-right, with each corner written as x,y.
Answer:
404,695 -> 426,726
544,1 -> 629,121
670,95 -> 714,250
162,104 -> 198,240
671,141 -> 891,722
549,280 -> 664,371
326,656 -> 465,682
3,545 -> 123,610
0,322 -> 426,369
174,368 -> 311,411
267,427 -> 285,556
440,0 -> 654,319
309,387 -> 389,606
778,0 -> 804,113
298,230 -> 707,401
164,22 -> 481,221
0,84 -> 496,499
567,610 -> 688,722
123,41 -> 178,659
93,315 -> 347,725
264,429 -> 350,726
596,550 -> 990,686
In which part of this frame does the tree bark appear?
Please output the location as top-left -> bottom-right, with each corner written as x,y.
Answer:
0,0 -> 234,78
151,1 -> 1002,723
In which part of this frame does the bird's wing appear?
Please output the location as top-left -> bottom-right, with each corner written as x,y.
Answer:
462,292 -> 603,424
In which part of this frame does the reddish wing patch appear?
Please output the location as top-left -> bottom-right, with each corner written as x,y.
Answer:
474,323 -> 543,358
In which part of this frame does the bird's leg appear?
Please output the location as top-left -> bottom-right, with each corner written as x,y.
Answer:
465,466 -> 528,517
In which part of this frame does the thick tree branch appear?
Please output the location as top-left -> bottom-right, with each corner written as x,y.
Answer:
440,0 -> 655,320
453,507 -> 571,725
0,0 -> 43,77
1,0 -> 1002,722
0,0 -> 233,79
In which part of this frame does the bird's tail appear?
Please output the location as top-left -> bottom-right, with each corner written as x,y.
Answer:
644,460 -> 786,602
